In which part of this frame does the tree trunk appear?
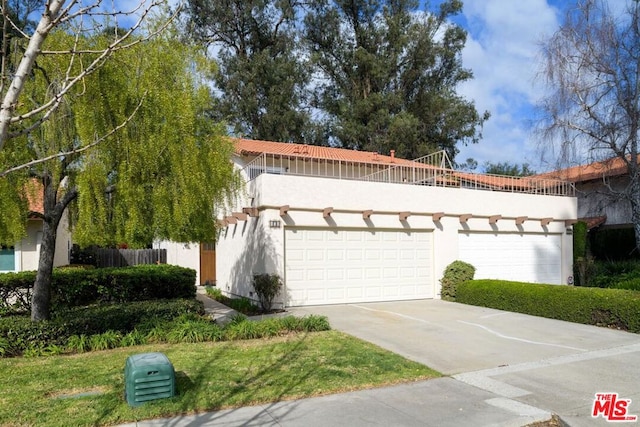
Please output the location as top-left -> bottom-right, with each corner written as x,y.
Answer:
631,181 -> 640,257
30,216 -> 59,321
628,170 -> 640,254
30,179 -> 77,321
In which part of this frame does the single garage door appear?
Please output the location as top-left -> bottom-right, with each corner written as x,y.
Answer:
285,228 -> 434,306
458,232 -> 562,284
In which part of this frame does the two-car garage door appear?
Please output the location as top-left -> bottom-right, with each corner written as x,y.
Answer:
283,228 -> 562,306
458,232 -> 562,284
285,228 -> 434,306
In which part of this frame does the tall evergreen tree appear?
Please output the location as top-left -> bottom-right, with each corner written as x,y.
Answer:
185,0 -> 319,143
304,0 -> 488,160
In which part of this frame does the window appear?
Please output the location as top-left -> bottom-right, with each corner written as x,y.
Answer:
0,246 -> 15,271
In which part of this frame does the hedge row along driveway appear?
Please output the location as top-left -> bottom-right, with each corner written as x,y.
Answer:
457,279 -> 640,332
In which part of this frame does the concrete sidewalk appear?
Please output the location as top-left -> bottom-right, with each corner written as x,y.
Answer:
118,299 -> 640,426
195,287 -> 239,325
118,378 -> 551,427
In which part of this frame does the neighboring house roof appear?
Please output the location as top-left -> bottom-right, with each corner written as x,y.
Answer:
233,138 -> 574,196
538,155 -> 640,183
234,138 -> 417,167
580,216 -> 607,230
24,180 -> 44,215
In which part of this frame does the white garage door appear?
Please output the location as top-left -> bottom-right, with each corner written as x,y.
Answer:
458,232 -> 562,284
285,228 -> 434,306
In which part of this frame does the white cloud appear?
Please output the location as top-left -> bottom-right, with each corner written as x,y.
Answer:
454,0 -> 560,171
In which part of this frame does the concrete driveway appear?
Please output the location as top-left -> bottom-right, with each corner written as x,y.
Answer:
288,300 -> 640,426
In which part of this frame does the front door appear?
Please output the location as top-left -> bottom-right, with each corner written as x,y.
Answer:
200,242 -> 216,285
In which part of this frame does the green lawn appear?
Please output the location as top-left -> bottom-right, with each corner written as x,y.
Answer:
0,330 -> 439,427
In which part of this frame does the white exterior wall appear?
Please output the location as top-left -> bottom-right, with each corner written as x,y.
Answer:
576,177 -> 631,226
154,240 -> 200,284
216,173 -> 577,307
14,216 -> 71,272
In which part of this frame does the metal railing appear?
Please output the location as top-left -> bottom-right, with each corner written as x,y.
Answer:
242,153 -> 575,197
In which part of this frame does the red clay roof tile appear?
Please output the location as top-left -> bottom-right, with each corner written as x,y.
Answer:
25,180 -> 44,214
233,138 -> 416,166
538,155 -> 640,183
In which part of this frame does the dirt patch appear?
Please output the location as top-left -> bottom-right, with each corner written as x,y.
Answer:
524,414 -> 569,427
46,386 -> 109,399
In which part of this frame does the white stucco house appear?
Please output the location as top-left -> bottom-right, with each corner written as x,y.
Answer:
160,138 -> 577,307
1,183 -> 71,273
541,155 -> 640,258
543,155 -> 639,229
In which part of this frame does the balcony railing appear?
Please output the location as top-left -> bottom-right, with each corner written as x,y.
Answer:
242,152 -> 575,197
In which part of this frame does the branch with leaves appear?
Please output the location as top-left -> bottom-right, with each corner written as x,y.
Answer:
0,0 -> 179,150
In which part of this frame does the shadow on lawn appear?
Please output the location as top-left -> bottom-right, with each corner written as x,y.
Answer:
89,330 -> 341,426
171,333 -> 323,425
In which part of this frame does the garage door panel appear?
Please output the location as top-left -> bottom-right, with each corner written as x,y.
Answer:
365,268 -> 381,279
327,269 -> 344,280
459,232 -> 561,284
366,287 -> 382,297
286,228 -> 433,306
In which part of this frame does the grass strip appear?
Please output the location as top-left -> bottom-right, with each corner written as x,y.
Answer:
0,330 -> 439,427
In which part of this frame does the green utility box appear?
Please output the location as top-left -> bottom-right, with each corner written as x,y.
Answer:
124,352 -> 176,406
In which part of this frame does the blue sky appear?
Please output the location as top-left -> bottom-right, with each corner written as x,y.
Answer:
448,0 -> 628,172
445,0 -> 563,172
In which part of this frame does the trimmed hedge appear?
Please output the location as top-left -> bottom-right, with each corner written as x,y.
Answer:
0,264 -> 196,312
0,298 -> 204,356
457,279 -> 640,332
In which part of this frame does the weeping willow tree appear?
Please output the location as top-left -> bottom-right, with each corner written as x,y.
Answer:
0,25 -> 240,321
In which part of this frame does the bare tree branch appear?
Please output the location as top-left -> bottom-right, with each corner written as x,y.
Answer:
538,0 -> 640,250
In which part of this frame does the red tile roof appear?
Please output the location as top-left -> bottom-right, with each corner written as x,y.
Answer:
25,179 -> 44,214
233,138 -> 417,166
538,155 -> 640,183
580,216 -> 607,230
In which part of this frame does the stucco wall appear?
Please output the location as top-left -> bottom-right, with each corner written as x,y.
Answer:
215,173 -> 577,306
576,177 -> 632,226
154,240 -> 200,285
16,216 -> 71,272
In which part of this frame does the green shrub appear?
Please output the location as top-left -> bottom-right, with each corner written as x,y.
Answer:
573,221 -> 588,261
66,335 -> 91,353
300,315 -> 331,332
457,279 -> 640,332
253,274 -> 283,311
591,227 -> 638,260
277,315 -> 304,331
0,299 -> 203,357
120,329 -> 147,347
440,260 -> 475,301
588,260 -> 640,289
90,331 -> 122,351
23,343 -> 63,358
255,318 -> 285,338
205,286 -> 223,300
0,271 -> 35,315
0,265 -> 197,312
224,318 -> 260,340
0,337 -> 9,357
227,297 -> 260,314
166,314 -> 224,343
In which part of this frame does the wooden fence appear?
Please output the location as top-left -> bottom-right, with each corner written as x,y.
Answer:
94,248 -> 167,268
